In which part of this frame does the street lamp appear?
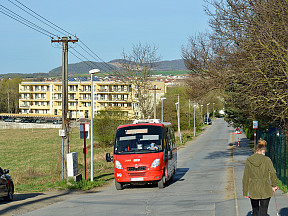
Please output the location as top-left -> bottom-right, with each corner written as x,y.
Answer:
194,104 -> 196,136
200,105 -> 203,128
207,103 -> 210,123
213,103 -> 215,119
161,97 -> 166,122
175,100 -> 182,144
89,68 -> 100,182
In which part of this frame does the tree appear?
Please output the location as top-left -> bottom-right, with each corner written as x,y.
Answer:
0,77 -> 22,113
93,108 -> 130,147
183,0 -> 288,131
117,42 -> 161,119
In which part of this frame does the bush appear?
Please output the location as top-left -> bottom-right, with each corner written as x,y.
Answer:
94,108 -> 130,147
244,125 -> 254,140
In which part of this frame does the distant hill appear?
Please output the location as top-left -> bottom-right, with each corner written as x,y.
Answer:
0,59 -> 188,79
154,59 -> 187,71
109,59 -> 187,71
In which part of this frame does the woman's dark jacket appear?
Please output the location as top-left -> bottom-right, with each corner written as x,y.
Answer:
242,153 -> 277,199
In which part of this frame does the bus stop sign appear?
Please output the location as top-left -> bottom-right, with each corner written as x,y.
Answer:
253,121 -> 258,129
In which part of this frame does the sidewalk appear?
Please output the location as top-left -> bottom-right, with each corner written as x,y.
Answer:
232,131 -> 288,216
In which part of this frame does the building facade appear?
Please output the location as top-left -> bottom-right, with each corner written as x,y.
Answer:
19,80 -> 166,119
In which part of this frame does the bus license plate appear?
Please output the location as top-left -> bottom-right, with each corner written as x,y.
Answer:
130,177 -> 144,181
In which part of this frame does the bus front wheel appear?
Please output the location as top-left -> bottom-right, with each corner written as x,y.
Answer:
115,180 -> 123,190
158,175 -> 165,189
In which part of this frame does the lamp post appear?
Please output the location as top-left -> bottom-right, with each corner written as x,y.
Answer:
207,103 -> 210,123
200,105 -> 203,128
213,103 -> 215,119
89,69 -> 100,182
175,95 -> 182,143
161,97 -> 166,122
194,104 -> 196,136
188,99 -> 191,128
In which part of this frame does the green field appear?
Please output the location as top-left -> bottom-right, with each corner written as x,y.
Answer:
0,127 -> 114,193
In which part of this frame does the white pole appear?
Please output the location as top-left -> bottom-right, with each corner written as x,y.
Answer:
161,97 -> 166,122
194,104 -> 196,136
189,99 -> 191,128
178,95 -> 182,143
201,105 -> 203,128
207,103 -> 210,120
89,68 -> 100,182
90,73 -> 94,182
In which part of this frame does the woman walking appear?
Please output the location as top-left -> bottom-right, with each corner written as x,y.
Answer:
242,138 -> 278,216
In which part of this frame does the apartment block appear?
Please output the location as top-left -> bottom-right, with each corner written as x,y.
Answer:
19,80 -> 166,119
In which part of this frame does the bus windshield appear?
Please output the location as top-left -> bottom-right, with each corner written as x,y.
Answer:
114,125 -> 163,154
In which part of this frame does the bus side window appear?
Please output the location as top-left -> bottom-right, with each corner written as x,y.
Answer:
169,128 -> 176,149
166,127 -> 172,151
164,128 -> 169,151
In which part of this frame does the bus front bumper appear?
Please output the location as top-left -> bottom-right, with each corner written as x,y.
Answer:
115,169 -> 163,183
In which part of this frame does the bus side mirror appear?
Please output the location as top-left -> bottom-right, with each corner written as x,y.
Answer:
106,153 -> 113,162
167,150 -> 172,160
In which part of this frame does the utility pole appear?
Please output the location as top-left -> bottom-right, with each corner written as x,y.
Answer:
149,85 -> 161,119
51,36 -> 78,180
188,99 -> 191,128
175,95 -> 182,144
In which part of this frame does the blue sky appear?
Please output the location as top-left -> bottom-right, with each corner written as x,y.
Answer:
0,0 -> 210,74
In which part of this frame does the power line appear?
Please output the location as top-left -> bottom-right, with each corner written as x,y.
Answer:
68,50 -> 96,70
2,0 -> 119,73
8,0 -> 73,37
79,40 -> 117,71
0,4 -> 57,37
77,43 -> 115,72
0,8 -> 52,37
70,46 -> 113,72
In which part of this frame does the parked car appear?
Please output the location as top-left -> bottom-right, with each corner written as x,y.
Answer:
204,117 -> 212,125
22,119 -> 35,123
53,120 -> 62,124
36,119 -> 46,123
0,167 -> 14,201
4,118 -> 14,122
14,118 -> 22,123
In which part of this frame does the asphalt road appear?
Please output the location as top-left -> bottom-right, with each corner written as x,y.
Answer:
2,118 -> 239,216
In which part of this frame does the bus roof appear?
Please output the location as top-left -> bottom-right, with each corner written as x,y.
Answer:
117,120 -> 172,130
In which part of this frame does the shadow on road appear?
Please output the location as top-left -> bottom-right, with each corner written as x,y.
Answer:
0,193 -> 43,203
203,137 -> 253,161
0,190 -> 73,215
166,168 -> 189,187
245,207 -> 288,215
122,168 -> 189,190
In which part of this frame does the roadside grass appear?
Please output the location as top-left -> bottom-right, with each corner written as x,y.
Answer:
277,179 -> 288,193
0,127 -> 114,193
175,128 -> 204,148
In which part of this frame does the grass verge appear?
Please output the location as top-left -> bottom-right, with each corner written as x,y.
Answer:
0,127 -> 114,193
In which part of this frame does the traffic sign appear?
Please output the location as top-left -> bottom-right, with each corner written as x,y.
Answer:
234,127 -> 242,134
253,121 -> 258,129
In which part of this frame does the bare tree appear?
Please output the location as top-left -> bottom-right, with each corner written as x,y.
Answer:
183,0 -> 288,130
118,42 -> 161,119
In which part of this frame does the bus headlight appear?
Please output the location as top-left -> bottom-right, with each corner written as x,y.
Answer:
151,159 -> 160,168
115,160 -> 123,169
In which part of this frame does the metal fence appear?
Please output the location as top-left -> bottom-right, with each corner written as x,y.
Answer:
258,132 -> 288,187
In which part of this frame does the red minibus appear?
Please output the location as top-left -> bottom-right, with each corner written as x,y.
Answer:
106,119 -> 177,190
